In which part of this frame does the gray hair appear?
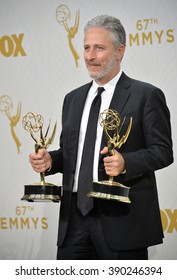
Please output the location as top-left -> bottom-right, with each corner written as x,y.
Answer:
84,15 -> 126,47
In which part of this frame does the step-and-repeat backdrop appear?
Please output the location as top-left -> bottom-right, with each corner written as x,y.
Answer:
0,0 -> 176,260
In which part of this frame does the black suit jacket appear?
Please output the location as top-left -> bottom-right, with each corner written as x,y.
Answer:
49,72 -> 173,250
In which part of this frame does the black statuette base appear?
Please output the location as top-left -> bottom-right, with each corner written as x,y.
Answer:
87,181 -> 131,203
21,183 -> 62,202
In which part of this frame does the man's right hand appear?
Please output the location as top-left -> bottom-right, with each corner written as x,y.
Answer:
29,148 -> 52,173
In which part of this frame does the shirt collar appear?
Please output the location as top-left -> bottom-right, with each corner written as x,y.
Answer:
92,70 -> 122,95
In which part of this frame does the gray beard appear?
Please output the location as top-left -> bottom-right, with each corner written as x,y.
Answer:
87,53 -> 117,81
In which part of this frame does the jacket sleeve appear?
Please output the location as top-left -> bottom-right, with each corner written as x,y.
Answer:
122,87 -> 173,181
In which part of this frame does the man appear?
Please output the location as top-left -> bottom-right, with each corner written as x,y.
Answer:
29,15 -> 173,259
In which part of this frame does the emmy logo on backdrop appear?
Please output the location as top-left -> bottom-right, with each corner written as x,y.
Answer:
88,109 -> 133,203
21,112 -> 61,202
56,4 -> 80,67
0,95 -> 21,153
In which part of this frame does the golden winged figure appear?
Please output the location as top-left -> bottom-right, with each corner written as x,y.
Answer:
22,112 -> 57,184
56,5 -> 80,67
0,95 -> 21,153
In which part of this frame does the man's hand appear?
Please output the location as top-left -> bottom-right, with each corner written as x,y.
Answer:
29,148 -> 52,173
100,147 -> 126,176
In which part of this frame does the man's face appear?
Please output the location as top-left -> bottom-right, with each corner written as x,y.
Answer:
84,27 -> 124,84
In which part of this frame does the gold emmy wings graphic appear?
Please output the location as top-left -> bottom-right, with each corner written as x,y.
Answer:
56,4 -> 80,67
0,95 -> 21,153
21,112 -> 61,202
88,109 -> 133,203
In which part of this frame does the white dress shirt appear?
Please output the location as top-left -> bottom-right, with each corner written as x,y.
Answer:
73,70 -> 122,192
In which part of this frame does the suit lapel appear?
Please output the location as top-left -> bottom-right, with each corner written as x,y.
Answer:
109,72 -> 131,113
72,82 -> 92,132
99,72 -> 132,162
69,82 -> 92,172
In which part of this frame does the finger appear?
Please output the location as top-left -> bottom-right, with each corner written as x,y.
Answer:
100,146 -> 108,154
37,148 -> 46,157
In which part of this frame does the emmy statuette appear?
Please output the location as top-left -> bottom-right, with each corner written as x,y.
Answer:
21,112 -> 61,202
87,109 -> 132,203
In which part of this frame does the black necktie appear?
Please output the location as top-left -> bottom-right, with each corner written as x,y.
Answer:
77,87 -> 105,216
